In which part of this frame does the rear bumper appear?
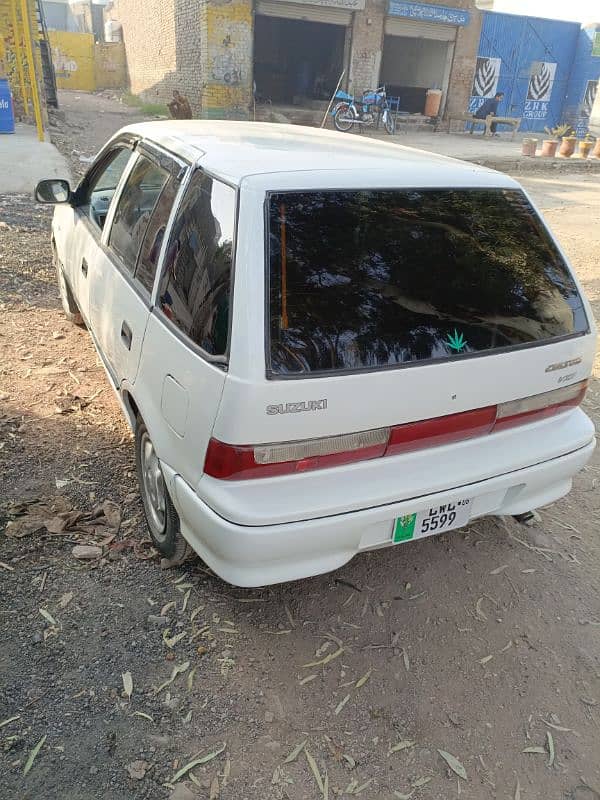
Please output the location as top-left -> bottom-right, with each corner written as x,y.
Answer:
163,438 -> 595,587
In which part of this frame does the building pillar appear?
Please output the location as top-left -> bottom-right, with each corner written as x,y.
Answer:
348,0 -> 386,95
443,1 -> 482,119
199,0 -> 253,119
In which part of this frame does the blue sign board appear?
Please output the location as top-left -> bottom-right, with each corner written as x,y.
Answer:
388,1 -> 470,26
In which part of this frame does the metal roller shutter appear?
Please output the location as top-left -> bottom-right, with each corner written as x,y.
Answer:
384,17 -> 456,41
255,1 -> 352,26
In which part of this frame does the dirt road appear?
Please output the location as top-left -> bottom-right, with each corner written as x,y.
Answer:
1,92 -> 599,800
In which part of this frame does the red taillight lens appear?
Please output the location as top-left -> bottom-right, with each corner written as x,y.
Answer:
204,428 -> 389,480
386,406 -> 497,457
204,381 -> 587,480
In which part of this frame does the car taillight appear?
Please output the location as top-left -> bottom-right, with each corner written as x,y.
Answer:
386,406 -> 497,456
494,380 -> 587,430
204,380 -> 587,480
203,428 -> 389,480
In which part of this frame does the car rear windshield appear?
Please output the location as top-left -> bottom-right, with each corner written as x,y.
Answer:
267,188 -> 588,376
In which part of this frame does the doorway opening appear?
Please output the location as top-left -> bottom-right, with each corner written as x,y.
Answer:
254,15 -> 345,105
380,35 -> 450,113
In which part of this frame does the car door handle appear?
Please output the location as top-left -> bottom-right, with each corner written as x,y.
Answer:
120,321 -> 133,351
81,258 -> 88,277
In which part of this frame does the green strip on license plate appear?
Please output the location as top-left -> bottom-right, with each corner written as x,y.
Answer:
393,513 -> 417,543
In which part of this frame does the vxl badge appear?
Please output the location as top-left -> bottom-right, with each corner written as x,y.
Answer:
266,400 -> 328,415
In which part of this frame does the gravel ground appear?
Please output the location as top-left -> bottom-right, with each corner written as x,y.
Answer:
1,91 -> 599,800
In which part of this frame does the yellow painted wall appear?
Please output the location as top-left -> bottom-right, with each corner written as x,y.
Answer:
48,30 -> 95,91
47,31 -> 126,92
200,0 -> 253,119
94,42 -> 126,89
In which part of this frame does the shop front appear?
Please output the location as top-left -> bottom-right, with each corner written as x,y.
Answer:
380,1 -> 471,115
253,0 -> 362,104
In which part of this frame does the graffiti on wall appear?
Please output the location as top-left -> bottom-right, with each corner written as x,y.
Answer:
523,61 -> 556,120
211,47 -> 242,85
52,47 -> 78,79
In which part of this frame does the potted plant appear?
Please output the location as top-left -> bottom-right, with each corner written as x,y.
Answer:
521,137 -> 538,157
542,124 -> 570,157
558,124 -> 577,157
578,133 -> 594,159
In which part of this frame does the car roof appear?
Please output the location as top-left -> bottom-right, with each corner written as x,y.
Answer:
119,120 -> 519,189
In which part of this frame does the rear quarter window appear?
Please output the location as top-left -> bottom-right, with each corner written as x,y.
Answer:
157,171 -> 235,357
267,188 -> 588,376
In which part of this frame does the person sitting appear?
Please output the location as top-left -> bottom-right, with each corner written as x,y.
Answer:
168,90 -> 192,120
473,91 -> 504,135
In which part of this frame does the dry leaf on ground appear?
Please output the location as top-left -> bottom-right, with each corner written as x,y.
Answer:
122,671 -> 133,699
23,735 -> 47,776
170,743 -> 227,783
438,749 -> 467,780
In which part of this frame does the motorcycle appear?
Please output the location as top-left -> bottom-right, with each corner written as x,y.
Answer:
332,87 -> 396,135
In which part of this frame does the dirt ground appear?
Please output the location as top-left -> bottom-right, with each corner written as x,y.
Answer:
1,91 -> 600,800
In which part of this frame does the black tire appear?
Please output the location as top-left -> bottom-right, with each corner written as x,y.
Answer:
53,247 -> 84,326
135,417 -> 190,562
384,110 -> 395,135
334,104 -> 355,133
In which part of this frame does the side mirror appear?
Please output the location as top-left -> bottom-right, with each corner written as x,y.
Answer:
35,179 -> 72,204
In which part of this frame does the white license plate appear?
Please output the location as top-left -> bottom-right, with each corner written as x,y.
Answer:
393,498 -> 472,543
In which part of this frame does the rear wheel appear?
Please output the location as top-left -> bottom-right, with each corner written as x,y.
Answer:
135,417 -> 191,562
334,104 -> 355,133
384,109 -> 396,135
54,247 -> 83,326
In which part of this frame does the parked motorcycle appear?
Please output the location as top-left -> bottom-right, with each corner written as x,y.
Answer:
332,87 -> 396,134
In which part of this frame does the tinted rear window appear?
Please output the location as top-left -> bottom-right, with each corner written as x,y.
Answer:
267,189 -> 587,376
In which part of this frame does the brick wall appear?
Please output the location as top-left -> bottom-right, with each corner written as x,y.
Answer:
173,0 -> 204,114
348,0 -> 386,95
445,0 -> 482,120
108,0 -> 203,114
199,0 -> 252,119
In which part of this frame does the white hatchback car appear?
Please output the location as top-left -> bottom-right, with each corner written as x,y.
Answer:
36,122 -> 596,587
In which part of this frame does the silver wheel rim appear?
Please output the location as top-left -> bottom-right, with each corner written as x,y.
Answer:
140,431 -> 167,538
335,108 -> 354,130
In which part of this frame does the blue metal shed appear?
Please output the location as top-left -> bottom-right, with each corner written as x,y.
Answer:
472,11 -> 580,133
564,24 -> 600,136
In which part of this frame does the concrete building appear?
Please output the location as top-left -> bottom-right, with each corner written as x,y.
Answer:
105,0 -> 483,120
42,0 -> 108,39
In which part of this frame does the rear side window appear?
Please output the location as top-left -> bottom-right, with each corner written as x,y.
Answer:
267,189 -> 588,376
158,171 -> 235,356
109,154 -> 170,272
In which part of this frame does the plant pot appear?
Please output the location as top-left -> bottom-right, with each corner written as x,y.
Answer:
521,137 -> 538,157
593,138 -> 600,158
578,140 -> 593,159
541,139 -> 558,157
559,136 -> 577,157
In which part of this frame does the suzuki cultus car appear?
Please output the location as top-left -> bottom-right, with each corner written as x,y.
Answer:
36,122 -> 596,586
